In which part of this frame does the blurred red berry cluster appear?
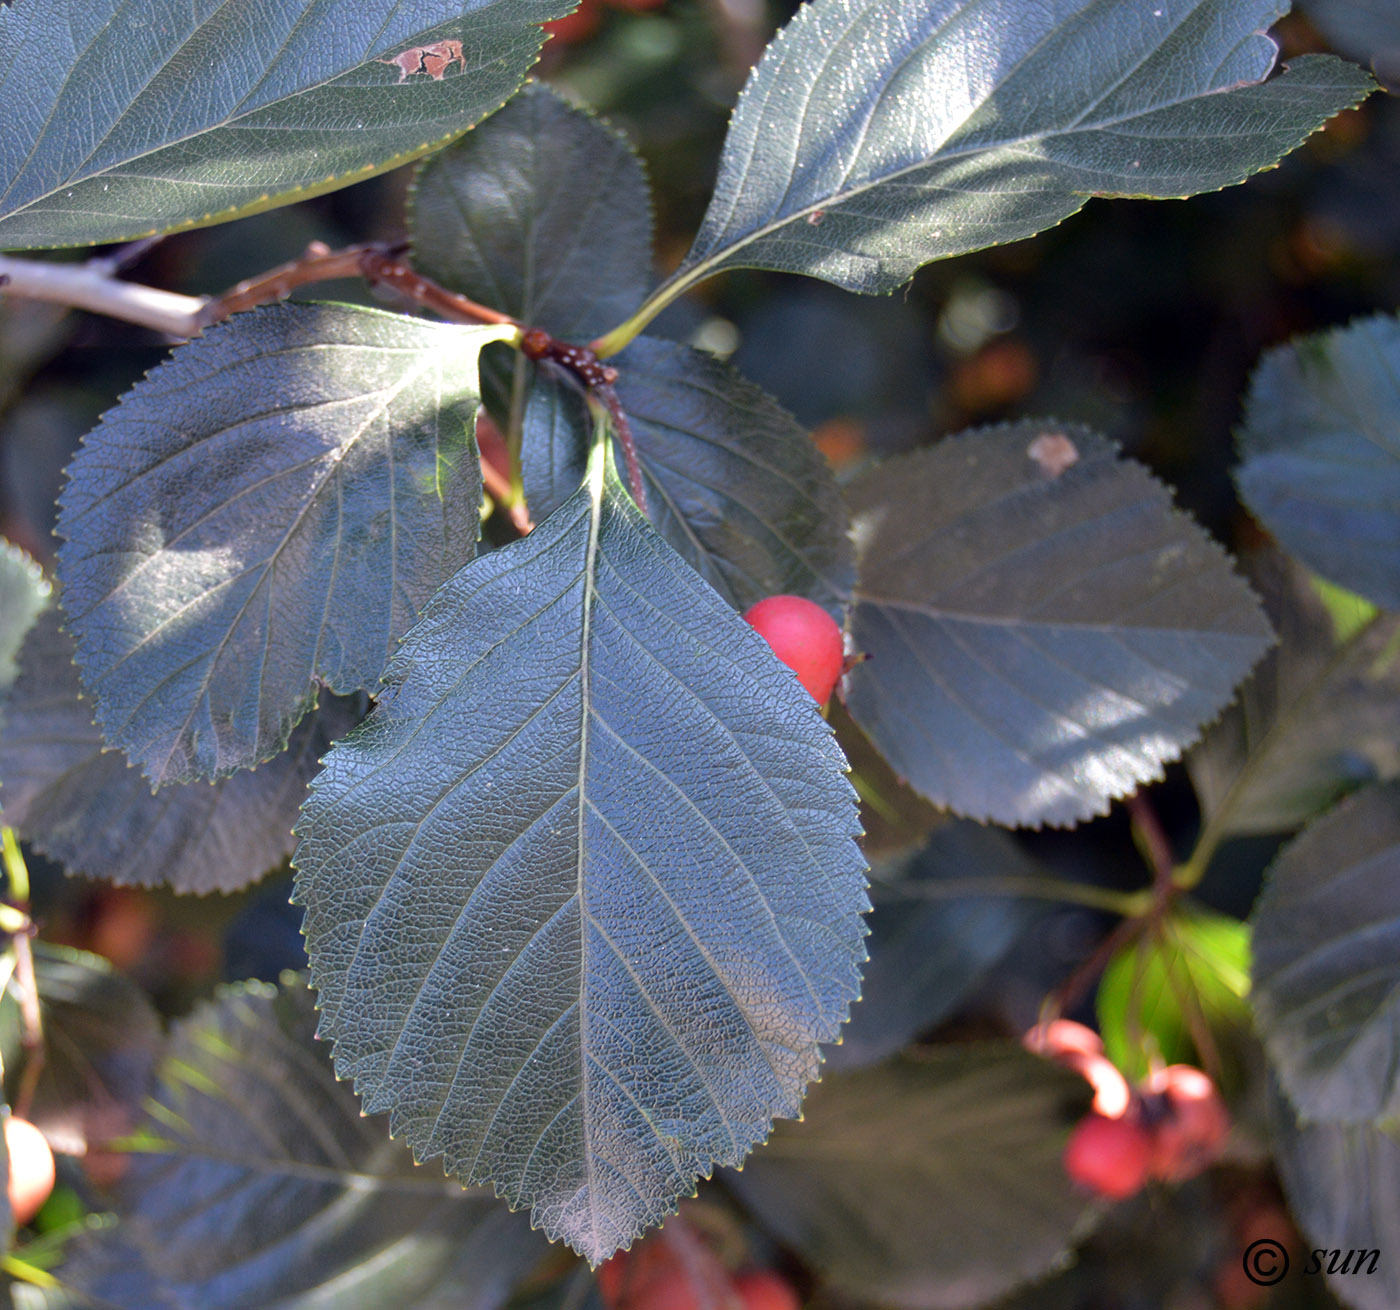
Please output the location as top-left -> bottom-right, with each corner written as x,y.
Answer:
545,0 -> 668,45
1025,1020 -> 1230,1202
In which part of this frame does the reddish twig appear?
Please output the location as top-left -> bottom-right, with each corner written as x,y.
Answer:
519,329 -> 649,515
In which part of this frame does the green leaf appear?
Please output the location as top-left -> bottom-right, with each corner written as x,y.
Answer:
832,824 -> 1041,1071
1237,313 -> 1400,612
1270,1081 -> 1399,1310
522,337 -> 853,619
55,303 -> 508,785
0,610 -> 359,894
1252,784 -> 1400,1123
1096,906 -> 1251,1082
57,977 -> 548,1310
293,438 -> 868,1264
726,1047 -> 1094,1310
1188,554 -> 1400,836
844,421 -> 1274,828
0,944 -> 161,1161
411,80 -> 653,343
611,0 -> 1374,346
0,541 -> 48,698
0,1 -> 578,250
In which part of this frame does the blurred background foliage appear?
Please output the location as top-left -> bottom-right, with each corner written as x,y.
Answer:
0,4 -> 1394,1307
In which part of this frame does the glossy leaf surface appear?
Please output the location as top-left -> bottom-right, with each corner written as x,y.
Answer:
643,0 -> 1373,315
1189,558 -> 1400,835
56,303 -> 504,784
58,978 -> 548,1309
1237,313 -> 1400,611
0,540 -> 47,695
1271,1083 -> 1399,1310
294,443 -> 867,1263
728,1047 -> 1092,1309
0,611 -> 358,894
1252,785 -> 1400,1122
0,0 -> 576,249
522,337 -> 853,618
411,80 -> 652,342
829,824 -> 1040,1072
845,422 -> 1274,827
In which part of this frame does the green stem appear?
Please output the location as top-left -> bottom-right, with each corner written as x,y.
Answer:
2,826 -> 29,904
869,872 -> 1152,917
0,1255 -> 60,1289
591,269 -> 705,359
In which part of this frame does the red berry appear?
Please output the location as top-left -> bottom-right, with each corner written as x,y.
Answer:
544,1 -> 603,43
1022,1021 -> 1130,1118
1063,1112 -> 1152,1200
1142,1065 -> 1228,1181
734,1268 -> 802,1310
5,1117 -> 56,1226
743,596 -> 845,706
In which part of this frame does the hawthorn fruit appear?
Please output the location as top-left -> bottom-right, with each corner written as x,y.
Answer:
4,1115 -> 56,1226
733,1268 -> 802,1310
1022,1020 -> 1130,1118
1142,1064 -> 1229,1181
1062,1111 -> 1153,1200
742,596 -> 845,707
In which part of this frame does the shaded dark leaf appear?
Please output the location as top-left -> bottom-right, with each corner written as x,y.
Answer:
844,421 -> 1273,827
522,336 -> 853,618
294,440 -> 867,1263
411,80 -> 652,342
1301,0 -> 1400,83
727,1047 -> 1094,1310
0,944 -> 161,1161
1188,557 -> 1400,835
58,977 -> 548,1310
56,303 -> 504,784
0,540 -> 46,696
1237,313 -> 1400,611
1252,784 -> 1400,1123
635,0 -> 1373,321
0,610 -> 360,894
0,0 -> 576,250
1270,1080 -> 1399,1310
828,824 -> 1041,1072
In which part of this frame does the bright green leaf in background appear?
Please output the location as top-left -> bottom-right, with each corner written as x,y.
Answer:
844,422 -> 1274,828
56,304 -> 508,785
1252,784 -> 1400,1123
1188,556 -> 1400,836
727,1048 -> 1093,1310
0,611 -> 361,894
607,0 -> 1374,348
58,978 -> 549,1309
1096,906 -> 1251,1083
294,441 -> 867,1263
0,0 -> 578,250
1237,313 -> 1400,612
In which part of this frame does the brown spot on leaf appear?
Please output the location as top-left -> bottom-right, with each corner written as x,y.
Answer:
380,39 -> 466,83
1027,431 -> 1080,478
